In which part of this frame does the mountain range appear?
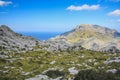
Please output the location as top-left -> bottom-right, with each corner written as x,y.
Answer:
0,24 -> 120,53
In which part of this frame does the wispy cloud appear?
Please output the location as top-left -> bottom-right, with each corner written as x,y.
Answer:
0,0 -> 12,7
108,9 -> 120,16
67,4 -> 100,11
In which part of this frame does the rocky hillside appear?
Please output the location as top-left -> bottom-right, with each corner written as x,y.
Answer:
0,25 -> 41,53
53,24 -> 120,52
1,24 -> 120,53
0,25 -> 84,53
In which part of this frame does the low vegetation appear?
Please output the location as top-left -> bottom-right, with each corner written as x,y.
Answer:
74,69 -> 120,80
45,70 -> 65,78
0,49 -> 120,80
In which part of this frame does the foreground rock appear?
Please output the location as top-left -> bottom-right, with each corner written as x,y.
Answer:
26,75 -> 63,80
26,68 -> 64,80
68,67 -> 79,75
104,56 -> 120,64
106,69 -> 117,74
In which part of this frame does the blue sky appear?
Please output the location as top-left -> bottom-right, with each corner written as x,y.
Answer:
0,0 -> 120,32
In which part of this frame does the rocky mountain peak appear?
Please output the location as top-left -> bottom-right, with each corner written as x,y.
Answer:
0,25 -> 13,33
1,25 -> 11,29
0,25 -> 22,38
74,24 -> 117,35
53,24 -> 120,52
75,24 -> 94,29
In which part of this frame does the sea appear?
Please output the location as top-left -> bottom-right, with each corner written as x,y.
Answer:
18,32 -> 62,40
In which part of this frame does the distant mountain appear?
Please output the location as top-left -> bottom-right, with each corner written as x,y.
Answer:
52,24 -> 120,53
0,25 -> 41,53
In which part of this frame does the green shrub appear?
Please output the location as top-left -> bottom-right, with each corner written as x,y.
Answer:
74,69 -> 120,80
45,70 -> 65,78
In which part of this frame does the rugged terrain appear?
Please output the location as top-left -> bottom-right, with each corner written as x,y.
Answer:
0,25 -> 47,54
0,24 -> 120,80
0,25 -> 82,53
0,47 -> 120,80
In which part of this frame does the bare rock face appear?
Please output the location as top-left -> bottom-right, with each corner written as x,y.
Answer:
52,24 -> 120,52
0,25 -> 41,53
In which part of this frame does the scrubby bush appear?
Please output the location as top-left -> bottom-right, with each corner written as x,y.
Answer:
74,69 -> 120,80
45,70 -> 65,78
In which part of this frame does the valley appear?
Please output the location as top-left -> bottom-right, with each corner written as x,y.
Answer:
0,24 -> 120,80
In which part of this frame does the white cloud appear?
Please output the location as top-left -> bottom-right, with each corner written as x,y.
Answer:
67,4 -> 100,11
0,0 -> 12,7
108,9 -> 120,16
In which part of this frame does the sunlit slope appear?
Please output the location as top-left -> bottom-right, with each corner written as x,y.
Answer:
54,24 -> 120,51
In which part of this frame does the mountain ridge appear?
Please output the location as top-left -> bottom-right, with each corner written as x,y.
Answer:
52,24 -> 120,52
0,24 -> 120,53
